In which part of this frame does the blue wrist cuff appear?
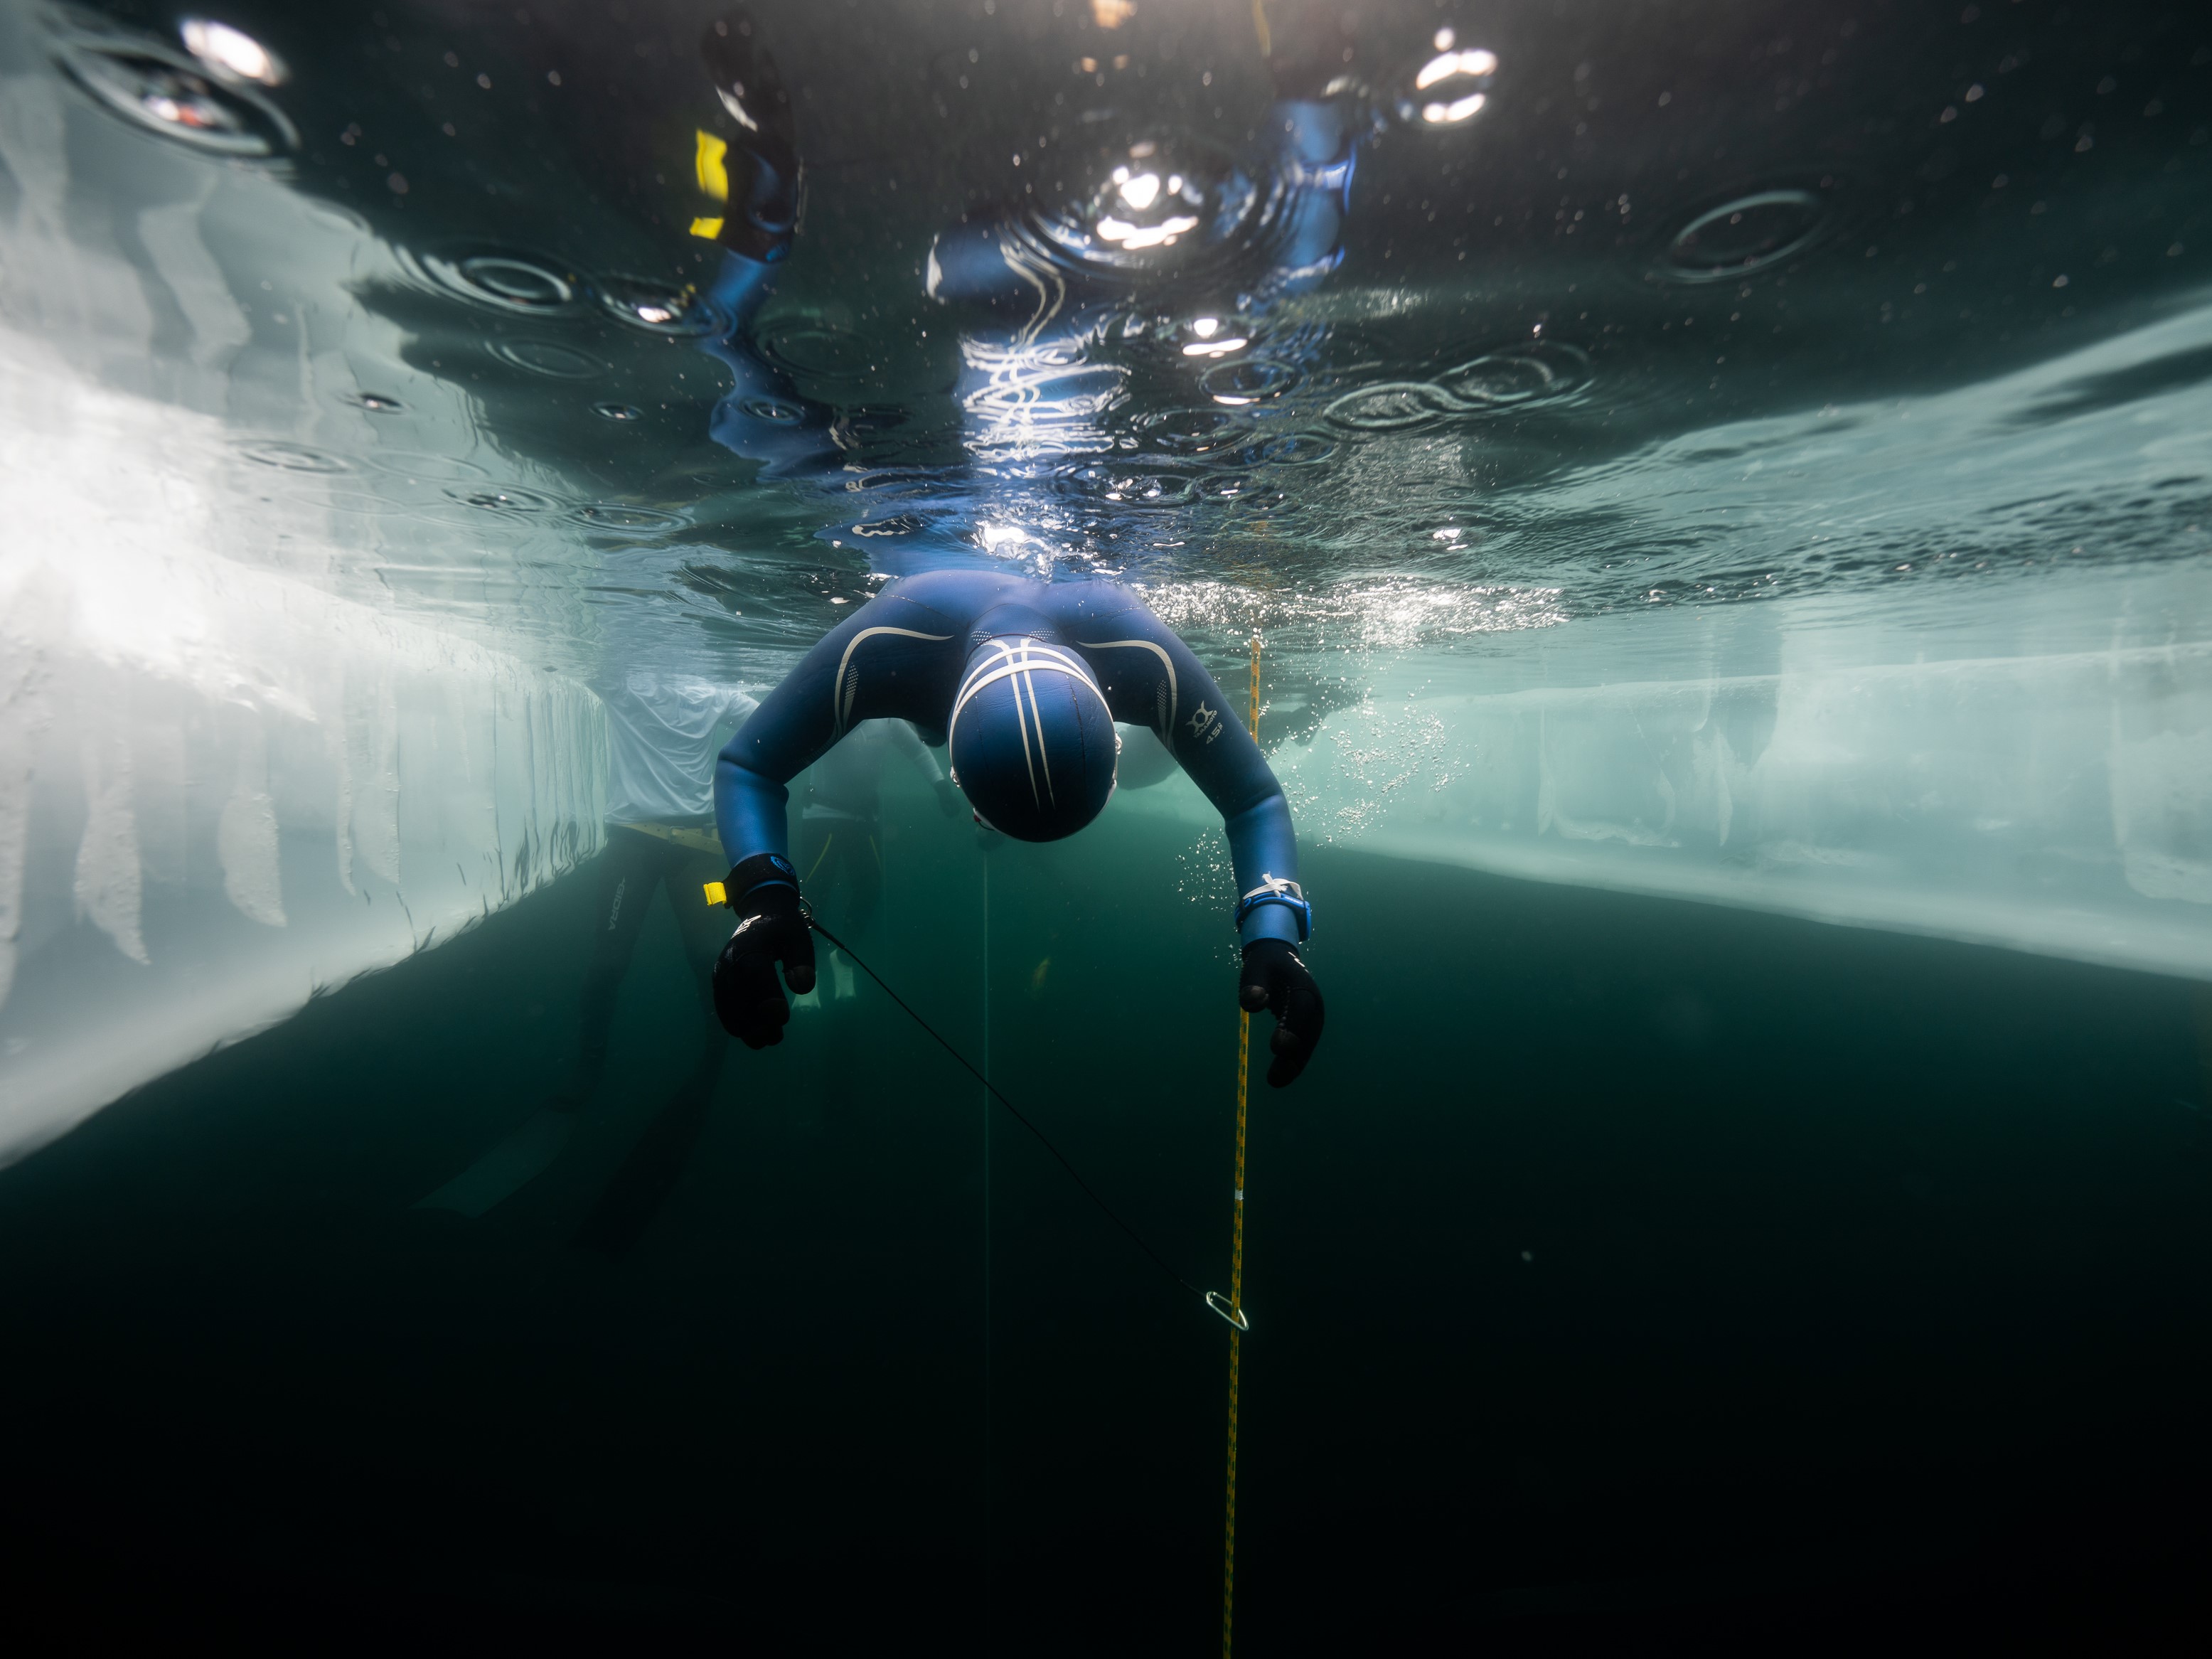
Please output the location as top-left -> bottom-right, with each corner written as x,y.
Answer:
1234,875 -> 1312,942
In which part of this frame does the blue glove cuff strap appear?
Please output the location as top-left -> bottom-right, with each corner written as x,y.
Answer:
1234,875 -> 1312,942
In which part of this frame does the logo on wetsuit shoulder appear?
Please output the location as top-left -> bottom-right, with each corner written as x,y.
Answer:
1188,703 -> 1223,745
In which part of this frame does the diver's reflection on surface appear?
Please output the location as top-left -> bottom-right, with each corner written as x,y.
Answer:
692,3 -> 1379,575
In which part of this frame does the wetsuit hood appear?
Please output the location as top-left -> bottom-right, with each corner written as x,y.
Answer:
946,636 -> 1118,841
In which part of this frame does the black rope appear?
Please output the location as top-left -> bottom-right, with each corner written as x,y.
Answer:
806,911 -> 1209,1306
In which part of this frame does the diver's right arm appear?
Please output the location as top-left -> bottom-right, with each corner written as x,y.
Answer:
710,589 -> 963,1047
710,636 -> 842,1049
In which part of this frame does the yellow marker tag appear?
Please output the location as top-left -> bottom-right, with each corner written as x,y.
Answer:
702,881 -> 727,907
688,215 -> 725,241
694,129 -> 730,201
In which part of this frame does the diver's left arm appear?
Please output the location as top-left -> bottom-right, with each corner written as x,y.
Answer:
1082,611 -> 1325,1087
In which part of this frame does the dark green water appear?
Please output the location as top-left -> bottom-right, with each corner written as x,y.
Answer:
4,794 -> 2208,1649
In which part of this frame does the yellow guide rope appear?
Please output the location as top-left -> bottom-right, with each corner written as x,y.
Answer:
1222,631 -> 1260,1658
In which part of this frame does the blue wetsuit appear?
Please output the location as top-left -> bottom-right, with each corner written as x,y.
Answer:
695,15 -> 1331,1077
715,570 -> 1305,947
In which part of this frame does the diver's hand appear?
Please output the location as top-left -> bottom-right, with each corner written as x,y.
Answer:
1239,939 -> 1325,1087
713,870 -> 816,1049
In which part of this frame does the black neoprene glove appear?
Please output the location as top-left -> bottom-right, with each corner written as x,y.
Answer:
1239,938 -> 1325,1087
713,855 -> 816,1049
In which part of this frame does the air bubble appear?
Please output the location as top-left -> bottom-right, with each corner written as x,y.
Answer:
1063,462 -> 1199,506
1327,344 -> 1592,437
1325,383 -> 1459,431
411,247 -> 584,314
47,15 -> 298,156
1132,407 -> 1256,457
1200,357 -> 1303,401
760,324 -> 877,384
1438,356 -> 1554,404
444,484 -> 562,514
350,393 -> 405,413
739,398 -> 806,423
234,439 -> 349,473
1437,342 -> 1591,407
572,504 -> 685,533
1261,432 -> 1336,466
598,277 -> 726,336
486,338 -> 606,379
592,402 -> 643,422
461,257 -> 572,307
1663,188 -> 1830,282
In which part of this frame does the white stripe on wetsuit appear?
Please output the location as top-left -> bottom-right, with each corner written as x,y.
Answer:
831,626 -> 953,735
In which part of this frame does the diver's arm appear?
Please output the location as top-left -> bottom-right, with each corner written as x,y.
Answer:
710,591 -> 963,1048
1159,636 -> 1323,1084
1071,594 -> 1324,1084
1156,650 -> 1306,949
705,687 -> 764,813
719,685 -> 762,730
712,592 -> 958,867
713,654 -> 836,874
710,631 -> 846,1049
1073,601 -> 1306,945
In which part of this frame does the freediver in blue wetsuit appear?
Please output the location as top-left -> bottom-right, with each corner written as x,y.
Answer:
417,4 -> 1447,1238
671,6 -> 1409,1087
709,569 -> 1325,1084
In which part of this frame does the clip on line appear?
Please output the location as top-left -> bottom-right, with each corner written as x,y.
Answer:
803,907 -> 1244,1330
